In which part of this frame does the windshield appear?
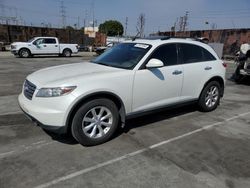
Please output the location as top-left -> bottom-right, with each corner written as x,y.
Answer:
92,43 -> 152,70
27,38 -> 35,43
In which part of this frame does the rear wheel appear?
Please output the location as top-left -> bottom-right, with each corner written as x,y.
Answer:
63,49 -> 72,57
234,67 -> 244,83
19,48 -> 31,58
71,98 -> 119,146
198,81 -> 221,112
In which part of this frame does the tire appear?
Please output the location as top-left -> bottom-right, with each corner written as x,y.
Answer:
19,48 -> 31,58
234,67 -> 244,83
198,81 -> 221,112
71,98 -> 119,146
63,49 -> 72,57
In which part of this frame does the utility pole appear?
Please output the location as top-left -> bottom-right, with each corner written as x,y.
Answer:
174,18 -> 178,36
183,11 -> 189,32
91,0 -> 95,31
136,13 -> 145,38
77,16 -> 80,29
179,17 -> 184,32
125,17 -> 128,37
60,1 -> 66,28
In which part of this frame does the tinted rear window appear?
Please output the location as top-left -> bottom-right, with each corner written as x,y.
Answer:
181,43 -> 203,63
150,44 -> 177,66
202,48 -> 216,61
44,38 -> 56,44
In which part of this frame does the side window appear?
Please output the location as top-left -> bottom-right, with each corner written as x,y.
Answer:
202,48 -> 216,61
150,44 -> 177,66
180,43 -> 203,63
44,38 -> 56,44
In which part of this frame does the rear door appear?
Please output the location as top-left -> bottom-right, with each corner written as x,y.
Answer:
178,43 -> 217,100
42,38 -> 59,54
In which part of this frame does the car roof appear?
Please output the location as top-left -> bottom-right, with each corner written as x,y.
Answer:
124,37 -> 219,59
34,37 -> 56,39
127,38 -> 205,46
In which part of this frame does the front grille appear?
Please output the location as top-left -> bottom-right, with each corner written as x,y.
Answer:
23,80 -> 36,100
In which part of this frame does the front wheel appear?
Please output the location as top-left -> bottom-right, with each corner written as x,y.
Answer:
71,98 -> 119,146
198,81 -> 221,112
19,48 -> 31,58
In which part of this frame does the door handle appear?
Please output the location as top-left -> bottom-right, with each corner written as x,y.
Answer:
205,66 -> 212,70
55,45 -> 58,47
172,70 -> 182,75
43,45 -> 47,47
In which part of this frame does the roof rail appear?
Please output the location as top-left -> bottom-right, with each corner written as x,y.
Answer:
132,36 -> 209,43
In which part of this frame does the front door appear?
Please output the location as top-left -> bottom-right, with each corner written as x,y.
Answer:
132,44 -> 183,112
31,38 -> 59,54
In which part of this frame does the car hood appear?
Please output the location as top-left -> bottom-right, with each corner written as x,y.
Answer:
27,62 -> 124,87
11,42 -> 29,45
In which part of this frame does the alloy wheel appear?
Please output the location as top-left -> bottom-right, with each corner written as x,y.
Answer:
205,86 -> 219,108
82,106 -> 113,139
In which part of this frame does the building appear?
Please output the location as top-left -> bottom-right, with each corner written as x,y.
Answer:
84,27 -> 99,38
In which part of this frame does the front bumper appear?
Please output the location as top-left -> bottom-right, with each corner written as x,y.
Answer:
11,50 -> 18,55
18,93 -> 75,134
20,106 -> 67,134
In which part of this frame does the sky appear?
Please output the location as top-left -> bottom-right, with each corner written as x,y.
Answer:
1,0 -> 250,36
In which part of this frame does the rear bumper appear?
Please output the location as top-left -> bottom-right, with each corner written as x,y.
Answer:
240,69 -> 250,76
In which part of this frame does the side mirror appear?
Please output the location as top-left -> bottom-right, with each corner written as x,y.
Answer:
146,58 -> 164,68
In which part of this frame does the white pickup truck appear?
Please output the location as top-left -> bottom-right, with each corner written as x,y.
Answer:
10,37 -> 78,58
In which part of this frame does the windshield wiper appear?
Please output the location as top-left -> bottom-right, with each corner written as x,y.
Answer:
95,62 -> 113,67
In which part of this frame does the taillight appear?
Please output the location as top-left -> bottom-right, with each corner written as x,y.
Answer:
222,62 -> 227,68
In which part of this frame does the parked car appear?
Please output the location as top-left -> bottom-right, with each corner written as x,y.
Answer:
78,45 -> 91,52
10,37 -> 78,58
95,42 -> 118,55
18,37 -> 226,146
233,43 -> 250,83
0,42 -> 10,51
0,42 -> 4,51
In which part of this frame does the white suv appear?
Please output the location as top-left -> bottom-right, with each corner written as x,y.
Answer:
18,38 -> 226,146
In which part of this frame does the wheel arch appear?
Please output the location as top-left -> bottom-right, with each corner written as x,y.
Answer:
65,91 -> 126,133
63,48 -> 72,53
201,76 -> 225,98
18,47 -> 31,56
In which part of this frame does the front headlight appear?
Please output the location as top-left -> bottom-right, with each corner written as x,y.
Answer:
36,86 -> 76,97
11,45 -> 17,49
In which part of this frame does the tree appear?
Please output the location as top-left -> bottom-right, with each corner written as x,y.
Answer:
136,13 -> 146,38
99,20 -> 124,36
65,26 -> 74,30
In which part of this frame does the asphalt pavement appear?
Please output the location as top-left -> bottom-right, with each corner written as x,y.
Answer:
0,52 -> 250,188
